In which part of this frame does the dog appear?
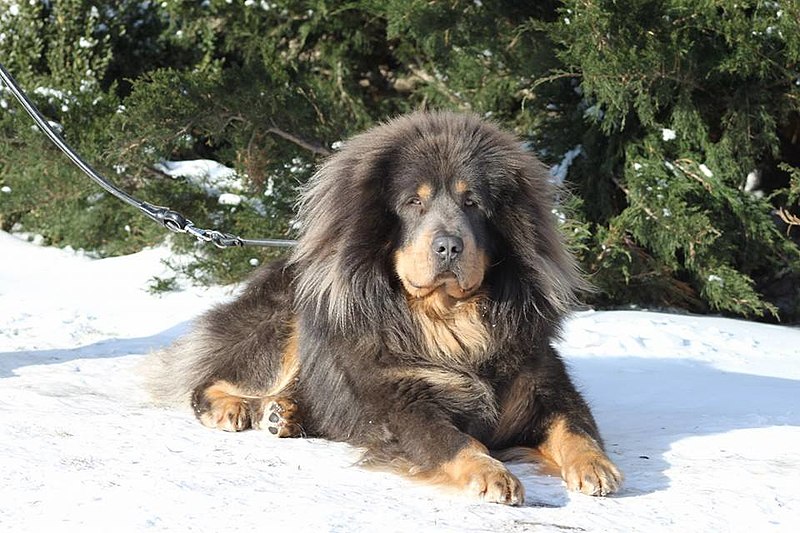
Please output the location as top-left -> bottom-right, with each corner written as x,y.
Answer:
146,110 -> 622,505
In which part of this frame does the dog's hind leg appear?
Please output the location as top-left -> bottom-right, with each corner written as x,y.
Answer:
190,323 -> 302,436
191,380 -> 302,436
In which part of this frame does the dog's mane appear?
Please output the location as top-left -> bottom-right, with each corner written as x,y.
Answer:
289,110 -> 587,342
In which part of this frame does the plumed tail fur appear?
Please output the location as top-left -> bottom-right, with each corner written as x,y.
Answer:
140,328 -> 218,407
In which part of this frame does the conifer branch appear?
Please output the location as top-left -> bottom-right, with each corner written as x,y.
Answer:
611,175 -> 672,228
266,123 -> 332,157
675,159 -> 713,192
777,207 -> 800,235
529,70 -> 582,90
408,61 -> 467,107
228,114 -> 332,157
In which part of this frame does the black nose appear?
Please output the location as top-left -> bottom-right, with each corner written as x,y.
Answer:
432,233 -> 464,264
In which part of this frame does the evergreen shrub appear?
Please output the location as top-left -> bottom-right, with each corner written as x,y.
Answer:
1,0 -> 798,320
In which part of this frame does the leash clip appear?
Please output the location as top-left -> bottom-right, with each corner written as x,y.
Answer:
185,224 -> 243,248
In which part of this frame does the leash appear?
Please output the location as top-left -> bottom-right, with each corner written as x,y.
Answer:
0,62 -> 297,248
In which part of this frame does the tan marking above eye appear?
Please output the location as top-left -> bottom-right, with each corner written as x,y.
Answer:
455,180 -> 469,194
417,183 -> 433,201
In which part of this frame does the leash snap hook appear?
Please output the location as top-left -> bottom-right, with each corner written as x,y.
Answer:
161,210 -> 191,233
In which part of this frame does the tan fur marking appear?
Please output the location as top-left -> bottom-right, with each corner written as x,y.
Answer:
394,230 -> 489,301
392,367 -> 484,394
538,417 -> 592,468
253,397 -> 303,437
197,323 -> 300,433
537,417 -> 623,496
415,438 -> 524,505
454,180 -> 469,194
200,380 -> 251,431
409,291 -> 490,364
416,183 -> 433,201
386,366 -> 497,419
267,321 -> 300,396
492,447 -> 562,477
394,228 -> 438,298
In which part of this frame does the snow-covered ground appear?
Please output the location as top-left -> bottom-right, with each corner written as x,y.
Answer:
1,230 -> 799,532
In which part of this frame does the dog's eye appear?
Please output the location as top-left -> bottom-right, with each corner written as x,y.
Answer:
408,197 -> 422,206
464,197 -> 477,208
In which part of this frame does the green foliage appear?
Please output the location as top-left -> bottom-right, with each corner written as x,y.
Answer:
1,0 -> 799,321
147,275 -> 179,294
549,0 -> 800,320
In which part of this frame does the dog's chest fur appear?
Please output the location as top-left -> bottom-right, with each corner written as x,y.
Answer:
408,291 -> 492,366
404,292 -> 500,425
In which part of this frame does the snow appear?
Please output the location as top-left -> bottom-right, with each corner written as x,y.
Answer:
154,159 -> 243,194
153,159 -> 267,214
217,192 -> 243,206
744,169 -> 766,199
1,230 -> 799,532
549,145 -> 583,185
699,163 -> 714,178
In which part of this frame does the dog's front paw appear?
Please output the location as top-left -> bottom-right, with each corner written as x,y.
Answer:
537,417 -> 622,496
198,395 -> 250,432
561,449 -> 622,496
443,443 -> 525,505
465,460 -> 525,505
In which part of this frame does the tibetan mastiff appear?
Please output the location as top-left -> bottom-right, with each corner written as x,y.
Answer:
147,111 -> 621,505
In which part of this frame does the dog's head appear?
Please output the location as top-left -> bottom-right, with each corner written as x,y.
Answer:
291,111 -> 585,331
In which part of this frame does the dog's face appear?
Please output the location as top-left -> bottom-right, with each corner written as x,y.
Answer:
391,151 -> 493,300
292,111 -> 585,330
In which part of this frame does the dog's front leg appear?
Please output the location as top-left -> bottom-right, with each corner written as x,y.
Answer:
491,346 -> 622,496
356,383 -> 524,506
424,434 -> 524,505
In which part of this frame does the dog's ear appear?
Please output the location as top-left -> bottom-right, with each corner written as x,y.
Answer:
491,153 -> 589,323
290,142 -> 399,332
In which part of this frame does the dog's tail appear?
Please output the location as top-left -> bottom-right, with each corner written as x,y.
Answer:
138,328 -> 215,407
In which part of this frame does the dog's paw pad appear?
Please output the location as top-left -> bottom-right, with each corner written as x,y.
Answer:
254,397 -> 301,438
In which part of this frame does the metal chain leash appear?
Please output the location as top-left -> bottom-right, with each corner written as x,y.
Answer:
0,61 -> 297,249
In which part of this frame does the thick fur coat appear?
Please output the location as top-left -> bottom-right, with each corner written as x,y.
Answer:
146,111 -> 621,505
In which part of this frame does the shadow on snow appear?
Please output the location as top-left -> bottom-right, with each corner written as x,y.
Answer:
0,321 -> 190,378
